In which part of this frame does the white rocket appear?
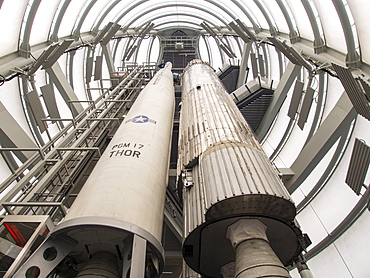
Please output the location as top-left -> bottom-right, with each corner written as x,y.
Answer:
14,62 -> 175,278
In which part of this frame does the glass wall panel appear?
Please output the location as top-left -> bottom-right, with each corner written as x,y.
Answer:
335,212 -> 370,278
308,244 -> 354,278
0,0 -> 28,56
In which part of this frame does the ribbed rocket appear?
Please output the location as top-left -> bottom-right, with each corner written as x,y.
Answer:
178,60 -> 309,277
14,63 -> 175,278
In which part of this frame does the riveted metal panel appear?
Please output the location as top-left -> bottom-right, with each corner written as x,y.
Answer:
345,138 -> 370,195
25,90 -> 46,133
40,84 -> 60,119
94,55 -> 103,80
332,63 -> 370,120
298,86 -> 315,129
288,80 -> 304,119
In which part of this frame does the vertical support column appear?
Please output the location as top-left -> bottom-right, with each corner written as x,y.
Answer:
236,42 -> 252,88
122,235 -> 153,278
226,219 -> 291,278
130,234 -> 147,278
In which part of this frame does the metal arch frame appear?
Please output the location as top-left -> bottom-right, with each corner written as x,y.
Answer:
72,0 -> 98,40
252,0 -> 278,37
300,0 -> 326,54
204,0 -> 236,30
230,0 -> 262,33
49,0 -> 72,42
91,0 -> 121,35
135,13 -> 220,31
275,0 -> 300,43
111,0 -> 150,24
19,0 -> 42,58
153,20 -> 203,29
119,3 -> 231,32
331,0 -> 361,68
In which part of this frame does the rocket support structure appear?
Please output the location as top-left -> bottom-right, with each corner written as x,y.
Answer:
178,60 -> 309,277
13,62 -> 175,277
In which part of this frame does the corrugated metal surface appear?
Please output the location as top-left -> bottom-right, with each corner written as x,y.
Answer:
345,138 -> 370,195
298,86 -> 315,129
250,52 -> 258,78
86,56 -> 93,83
40,84 -> 60,119
332,63 -> 370,120
180,60 -> 294,236
218,65 -> 239,93
358,77 -> 370,100
258,54 -> 265,77
183,164 -> 206,236
94,55 -> 103,80
288,80 -> 304,119
25,90 -> 46,132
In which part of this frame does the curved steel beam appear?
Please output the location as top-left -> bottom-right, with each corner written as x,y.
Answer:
72,0 -> 98,40
19,0 -> 42,58
154,20 -> 203,29
275,0 -> 299,43
300,0 -> 326,54
253,0 -> 278,36
113,0 -> 150,23
331,0 -> 361,67
119,3 -> 230,32
91,0 -> 121,35
230,0 -> 261,33
135,12 -> 220,31
49,0 -> 72,42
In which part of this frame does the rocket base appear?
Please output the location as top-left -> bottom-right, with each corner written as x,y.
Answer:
183,216 -> 304,278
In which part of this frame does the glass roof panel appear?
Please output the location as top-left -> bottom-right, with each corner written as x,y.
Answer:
58,0 -> 89,38
284,0 -> 314,41
312,0 -> 347,54
119,5 -> 229,28
30,0 -> 61,46
261,0 -> 289,34
241,1 -> 269,30
347,0 -> 370,64
0,0 -> 28,56
80,0 -> 113,33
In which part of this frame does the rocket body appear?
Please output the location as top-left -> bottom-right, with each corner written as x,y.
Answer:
64,62 -> 175,242
178,60 -> 307,277
13,63 -> 175,278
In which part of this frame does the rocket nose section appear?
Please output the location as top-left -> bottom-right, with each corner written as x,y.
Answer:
163,61 -> 172,70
